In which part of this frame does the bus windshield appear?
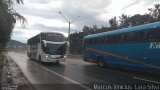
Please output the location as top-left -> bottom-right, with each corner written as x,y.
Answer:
43,43 -> 67,55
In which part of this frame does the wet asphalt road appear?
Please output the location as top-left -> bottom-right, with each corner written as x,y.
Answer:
8,52 -> 160,90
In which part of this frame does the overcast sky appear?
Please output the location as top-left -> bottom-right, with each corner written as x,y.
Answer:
12,0 -> 157,43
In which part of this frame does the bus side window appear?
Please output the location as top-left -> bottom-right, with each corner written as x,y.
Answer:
122,33 -> 128,43
123,31 -> 144,43
116,35 -> 121,43
134,31 -> 144,42
107,36 -> 112,43
91,39 -> 94,45
104,36 -> 108,43
101,37 -> 105,44
96,38 -> 100,44
93,39 -> 96,45
89,39 -> 92,45
106,35 -> 120,43
127,32 -> 135,42
145,28 -> 160,41
96,38 -> 99,44
142,30 -> 149,41
152,28 -> 160,41
155,29 -> 160,41
120,34 -> 124,43
96,37 -> 105,44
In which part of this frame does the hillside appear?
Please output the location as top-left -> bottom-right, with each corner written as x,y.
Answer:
7,40 -> 27,52
8,40 -> 26,46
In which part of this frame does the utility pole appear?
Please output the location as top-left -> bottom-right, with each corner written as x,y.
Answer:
58,11 -> 80,54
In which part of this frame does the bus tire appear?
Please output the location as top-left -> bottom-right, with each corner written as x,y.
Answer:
98,57 -> 105,68
39,55 -> 42,63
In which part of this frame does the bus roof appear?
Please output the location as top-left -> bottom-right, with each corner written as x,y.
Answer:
84,22 -> 160,39
28,32 -> 65,40
27,32 -> 66,43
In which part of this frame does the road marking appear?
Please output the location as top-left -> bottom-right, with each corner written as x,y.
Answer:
133,77 -> 160,84
39,65 -> 92,90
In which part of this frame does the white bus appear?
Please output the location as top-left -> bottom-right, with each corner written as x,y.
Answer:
27,32 -> 68,64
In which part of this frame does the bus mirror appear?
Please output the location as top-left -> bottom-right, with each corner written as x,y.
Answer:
42,40 -> 47,47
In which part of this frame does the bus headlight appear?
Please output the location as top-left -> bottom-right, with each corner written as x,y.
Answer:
60,55 -> 66,58
46,55 -> 48,58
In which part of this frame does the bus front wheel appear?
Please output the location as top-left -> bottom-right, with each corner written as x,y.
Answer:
98,57 -> 105,68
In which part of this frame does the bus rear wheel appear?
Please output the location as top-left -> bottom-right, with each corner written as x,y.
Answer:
98,57 -> 105,68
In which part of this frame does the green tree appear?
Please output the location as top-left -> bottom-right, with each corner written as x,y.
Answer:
70,32 -> 87,54
0,0 -> 26,51
148,4 -> 160,21
109,17 -> 118,28
109,17 -> 118,30
69,3 -> 160,54
127,14 -> 154,26
119,14 -> 130,28
119,14 -> 154,28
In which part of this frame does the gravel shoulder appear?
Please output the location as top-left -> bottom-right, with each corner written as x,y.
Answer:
2,54 -> 35,90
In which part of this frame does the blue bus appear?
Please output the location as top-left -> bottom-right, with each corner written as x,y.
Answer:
83,22 -> 160,73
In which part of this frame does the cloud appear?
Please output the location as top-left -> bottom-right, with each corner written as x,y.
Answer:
142,0 -> 156,7
12,28 -> 40,43
57,0 -> 112,29
24,0 -> 50,4
31,24 -> 69,33
12,0 -> 157,43
13,0 -> 64,20
121,0 -> 140,10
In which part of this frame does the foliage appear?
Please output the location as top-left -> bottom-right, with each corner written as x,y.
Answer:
119,14 -> 130,28
70,3 -> 160,54
109,17 -> 118,29
119,14 -> 155,28
0,0 -> 26,52
70,32 -> 86,54
148,4 -> 160,21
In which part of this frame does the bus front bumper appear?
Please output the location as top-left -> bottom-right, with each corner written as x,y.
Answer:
43,57 -> 66,63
